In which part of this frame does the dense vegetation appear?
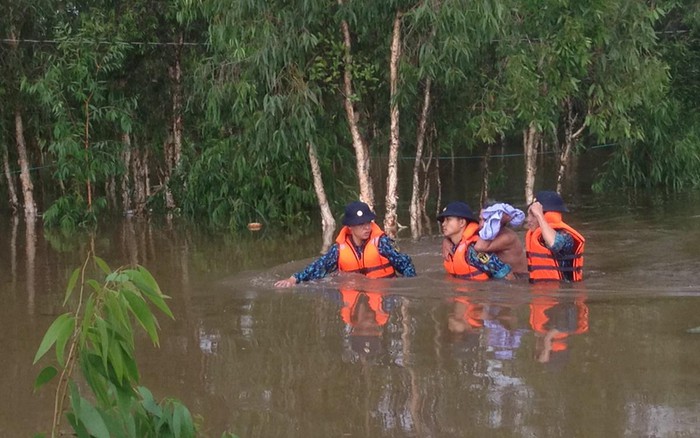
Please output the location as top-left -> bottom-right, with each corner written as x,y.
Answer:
1,0 -> 698,233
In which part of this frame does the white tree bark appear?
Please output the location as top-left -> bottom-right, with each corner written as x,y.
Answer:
15,109 -> 37,222
524,123 -> 540,204
3,144 -> 19,214
121,132 -> 132,213
307,141 -> 336,253
557,98 -> 586,194
384,12 -> 403,239
338,0 -> 374,208
409,78 -> 432,240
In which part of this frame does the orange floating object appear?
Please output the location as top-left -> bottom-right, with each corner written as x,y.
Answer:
247,222 -> 263,231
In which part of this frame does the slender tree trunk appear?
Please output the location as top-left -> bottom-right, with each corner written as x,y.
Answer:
3,144 -> 19,214
25,218 -> 37,315
165,33 -> 184,210
15,109 -> 37,222
338,0 -> 374,208
557,98 -> 586,194
121,132 -> 132,214
524,122 -> 540,204
307,141 -> 336,253
106,177 -> 117,210
410,78 -> 432,240
384,12 -> 403,239
144,148 -> 151,200
83,99 -> 93,211
420,146 -> 434,235
132,146 -> 146,215
435,147 -> 442,218
480,143 -> 492,206
10,215 -> 18,286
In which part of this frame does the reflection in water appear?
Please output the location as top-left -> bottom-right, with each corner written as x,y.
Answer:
4,189 -> 700,436
339,289 -> 390,363
530,290 -> 589,369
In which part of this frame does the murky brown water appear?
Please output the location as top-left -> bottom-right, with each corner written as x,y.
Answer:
2,188 -> 700,437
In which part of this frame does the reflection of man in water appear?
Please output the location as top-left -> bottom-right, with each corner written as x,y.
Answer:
448,297 -> 524,360
341,290 -> 389,361
530,295 -> 589,366
447,297 -> 485,357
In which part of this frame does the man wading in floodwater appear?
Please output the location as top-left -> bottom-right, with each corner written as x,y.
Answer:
439,201 -> 513,280
526,191 -> 585,283
274,201 -> 416,287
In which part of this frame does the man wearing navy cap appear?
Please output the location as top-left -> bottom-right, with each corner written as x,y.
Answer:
439,201 -> 512,280
526,191 -> 585,282
275,201 -> 416,287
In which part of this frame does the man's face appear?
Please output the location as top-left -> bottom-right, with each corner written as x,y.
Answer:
349,222 -> 373,242
441,216 -> 466,239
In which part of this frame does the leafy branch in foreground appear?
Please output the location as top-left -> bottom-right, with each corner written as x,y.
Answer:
33,254 -> 235,438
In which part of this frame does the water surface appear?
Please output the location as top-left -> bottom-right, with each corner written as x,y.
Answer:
2,189 -> 700,437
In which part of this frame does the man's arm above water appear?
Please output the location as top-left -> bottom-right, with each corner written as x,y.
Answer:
377,235 -> 417,277
467,245 -> 512,279
274,243 -> 340,287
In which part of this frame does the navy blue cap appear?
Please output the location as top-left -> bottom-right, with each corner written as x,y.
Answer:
535,191 -> 569,213
437,201 -> 478,223
342,201 -> 376,226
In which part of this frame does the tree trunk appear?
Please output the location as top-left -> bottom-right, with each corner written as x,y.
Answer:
338,0 -> 374,208
557,98 -> 586,194
420,146 -> 434,235
3,144 -> 19,214
410,78 -> 432,240
480,143 -> 492,207
165,32 -> 184,210
383,12 -> 403,239
83,99 -> 93,211
435,147 -> 442,218
25,217 -> 37,315
307,141 -> 336,253
524,122 -> 540,204
15,109 -> 37,222
106,177 -> 117,210
132,146 -> 146,215
121,132 -> 132,214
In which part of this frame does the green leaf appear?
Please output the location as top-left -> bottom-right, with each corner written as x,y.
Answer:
34,313 -> 74,364
55,315 -> 75,366
122,289 -> 159,346
95,317 -> 110,374
138,386 -> 162,418
93,256 -> 111,275
108,340 -> 126,384
64,268 -> 80,305
75,397 -> 110,438
34,366 -> 58,391
126,268 -> 174,319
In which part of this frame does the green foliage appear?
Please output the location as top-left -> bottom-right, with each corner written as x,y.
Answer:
33,254 -> 237,437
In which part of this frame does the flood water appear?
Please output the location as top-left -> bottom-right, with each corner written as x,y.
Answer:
2,168 -> 700,436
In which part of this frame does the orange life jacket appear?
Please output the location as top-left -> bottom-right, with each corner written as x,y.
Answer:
525,212 -> 585,283
336,222 -> 396,279
443,222 -> 490,281
453,296 -> 485,328
530,295 -> 589,351
340,290 -> 390,326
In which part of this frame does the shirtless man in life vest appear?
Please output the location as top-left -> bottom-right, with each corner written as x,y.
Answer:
473,203 -> 529,279
439,201 -> 512,280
